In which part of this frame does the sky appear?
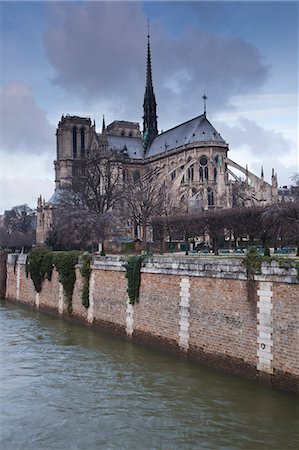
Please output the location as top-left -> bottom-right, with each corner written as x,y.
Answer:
0,1 -> 298,213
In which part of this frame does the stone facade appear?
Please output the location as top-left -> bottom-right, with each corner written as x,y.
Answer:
5,254 -> 299,395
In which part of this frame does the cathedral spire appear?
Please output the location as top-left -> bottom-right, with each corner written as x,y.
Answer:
202,94 -> 208,115
102,115 -> 106,133
143,22 -> 158,150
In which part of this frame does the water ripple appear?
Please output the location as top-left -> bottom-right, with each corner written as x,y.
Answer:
0,301 -> 298,450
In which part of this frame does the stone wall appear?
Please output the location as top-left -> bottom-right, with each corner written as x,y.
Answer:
5,254 -> 299,395
0,253 -> 7,299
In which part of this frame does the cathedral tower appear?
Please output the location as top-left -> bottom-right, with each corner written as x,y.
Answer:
143,28 -> 158,150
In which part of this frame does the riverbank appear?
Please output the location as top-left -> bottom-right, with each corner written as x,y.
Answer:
5,253 -> 299,395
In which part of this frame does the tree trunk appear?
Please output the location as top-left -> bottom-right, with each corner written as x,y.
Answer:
184,235 -> 189,255
142,220 -> 147,248
213,236 -> 219,255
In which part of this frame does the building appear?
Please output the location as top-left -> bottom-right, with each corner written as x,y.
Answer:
37,33 -> 278,245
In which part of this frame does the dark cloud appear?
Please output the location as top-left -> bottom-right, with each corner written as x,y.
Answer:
215,117 -> 295,157
43,2 -> 269,128
215,117 -> 298,185
0,81 -> 54,153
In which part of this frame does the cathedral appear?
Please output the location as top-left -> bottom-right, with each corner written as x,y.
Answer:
36,33 -> 278,245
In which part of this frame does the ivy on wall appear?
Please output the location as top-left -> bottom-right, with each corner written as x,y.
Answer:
242,246 -> 298,300
80,254 -> 92,309
26,249 -> 53,293
53,251 -> 80,315
124,256 -> 145,305
242,247 -> 263,302
26,249 -> 80,314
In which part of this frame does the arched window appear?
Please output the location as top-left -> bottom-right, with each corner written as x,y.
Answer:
72,127 -> 77,158
204,166 -> 209,181
133,170 -> 141,183
214,167 -> 217,183
207,187 -> 214,206
188,165 -> 194,181
80,128 -> 85,157
199,166 -> 203,181
199,155 -> 208,182
171,170 -> 176,181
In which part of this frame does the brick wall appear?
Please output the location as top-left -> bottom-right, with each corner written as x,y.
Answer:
5,254 -> 299,395
92,262 -> 127,335
134,273 -> 181,351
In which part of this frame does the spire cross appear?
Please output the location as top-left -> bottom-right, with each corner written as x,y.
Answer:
202,94 -> 208,115
147,19 -> 150,38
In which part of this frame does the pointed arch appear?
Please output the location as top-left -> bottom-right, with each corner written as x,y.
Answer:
72,126 -> 77,158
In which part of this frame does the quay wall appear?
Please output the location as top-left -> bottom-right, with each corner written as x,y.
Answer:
5,254 -> 299,395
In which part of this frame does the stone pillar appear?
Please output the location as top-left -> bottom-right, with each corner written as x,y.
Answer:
87,271 -> 95,324
179,277 -> 190,351
58,283 -> 64,315
126,300 -> 134,337
257,281 -> 273,374
35,292 -> 40,308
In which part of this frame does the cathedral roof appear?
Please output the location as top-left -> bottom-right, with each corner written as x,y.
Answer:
146,114 -> 226,158
48,188 -> 75,205
107,135 -> 144,159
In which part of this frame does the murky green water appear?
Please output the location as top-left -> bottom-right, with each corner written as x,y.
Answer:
0,301 -> 298,450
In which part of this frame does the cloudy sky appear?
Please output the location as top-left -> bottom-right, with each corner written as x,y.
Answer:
0,1 -> 298,213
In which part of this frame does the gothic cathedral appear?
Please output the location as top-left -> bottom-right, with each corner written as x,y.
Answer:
36,33 -> 278,245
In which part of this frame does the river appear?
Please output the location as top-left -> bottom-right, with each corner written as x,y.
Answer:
0,301 -> 298,450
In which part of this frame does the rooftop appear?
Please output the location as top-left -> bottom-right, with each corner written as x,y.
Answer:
146,114 -> 226,158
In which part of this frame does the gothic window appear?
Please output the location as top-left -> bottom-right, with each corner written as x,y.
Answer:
207,187 -> 214,206
72,127 -> 77,158
199,166 -> 203,181
171,170 -> 176,181
188,165 -> 194,181
199,155 -> 208,181
80,128 -> 85,157
200,155 -> 208,166
123,169 -> 128,182
214,168 -> 217,182
133,170 -> 141,183
204,166 -> 209,181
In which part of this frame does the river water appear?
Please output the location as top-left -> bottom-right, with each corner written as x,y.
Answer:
0,301 -> 298,450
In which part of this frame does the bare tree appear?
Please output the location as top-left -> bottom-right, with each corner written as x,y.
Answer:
4,204 -> 36,234
72,148 -> 122,214
121,170 -> 165,245
0,227 -> 35,251
291,173 -> 299,200
46,209 -> 120,251
262,202 -> 299,255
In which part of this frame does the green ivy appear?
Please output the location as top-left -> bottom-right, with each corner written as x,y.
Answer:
80,254 -> 92,308
41,252 -> 55,281
124,256 -> 145,305
242,247 -> 263,302
53,251 -> 80,315
27,248 -> 52,293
